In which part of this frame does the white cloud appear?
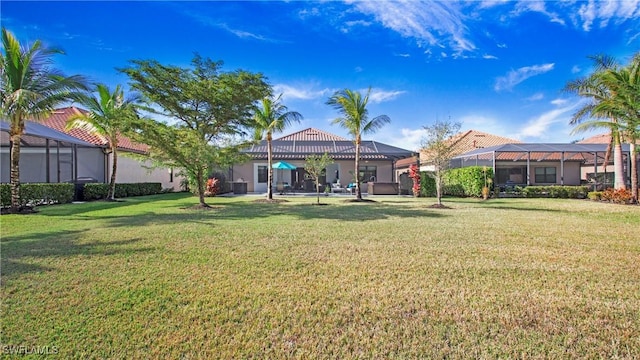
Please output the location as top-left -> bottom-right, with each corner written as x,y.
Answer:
526,93 -> 544,101
377,127 -> 427,152
515,103 -> 577,140
483,54 -> 498,60
349,0 -> 476,57
494,63 -> 555,91
354,66 -> 364,73
512,1 -> 566,26
273,84 -> 335,101
551,98 -> 568,106
571,65 -> 581,74
366,89 -> 407,104
395,53 -> 411,57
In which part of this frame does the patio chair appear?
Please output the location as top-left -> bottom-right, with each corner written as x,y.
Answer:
276,182 -> 285,195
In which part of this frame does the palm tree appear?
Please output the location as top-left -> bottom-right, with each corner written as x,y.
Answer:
591,53 -> 640,201
565,55 -> 627,190
66,84 -> 141,201
326,88 -> 390,200
252,94 -> 302,200
0,27 -> 87,212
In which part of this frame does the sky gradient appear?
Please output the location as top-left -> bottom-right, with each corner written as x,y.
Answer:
2,1 -> 639,151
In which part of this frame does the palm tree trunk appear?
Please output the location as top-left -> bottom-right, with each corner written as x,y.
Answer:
267,133 -> 273,200
108,147 -> 118,200
630,142 -> 638,202
355,135 -> 362,200
9,133 -> 22,211
613,133 -> 626,190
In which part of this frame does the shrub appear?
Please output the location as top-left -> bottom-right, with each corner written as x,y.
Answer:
204,178 -> 220,197
83,182 -> 162,200
443,166 -> 491,197
521,186 -> 589,199
419,173 -> 436,197
601,188 -> 634,204
587,191 -> 602,201
0,183 -> 74,207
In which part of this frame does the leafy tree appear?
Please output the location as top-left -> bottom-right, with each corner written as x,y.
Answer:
326,87 -> 390,200
252,94 -> 303,200
120,55 -> 270,207
0,27 -> 88,212
66,84 -> 141,201
565,55 -> 628,190
304,152 -> 334,204
421,120 -> 461,206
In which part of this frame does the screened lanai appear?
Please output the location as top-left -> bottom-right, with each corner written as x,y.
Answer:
1,120 -> 104,184
451,143 -> 633,189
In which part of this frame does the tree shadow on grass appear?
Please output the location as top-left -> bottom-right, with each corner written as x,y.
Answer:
1,229 -> 153,279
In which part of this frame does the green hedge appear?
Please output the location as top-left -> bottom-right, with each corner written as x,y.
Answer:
84,182 -> 163,200
444,166 -> 493,197
521,185 -> 589,199
419,172 -> 436,197
1,183 -> 74,207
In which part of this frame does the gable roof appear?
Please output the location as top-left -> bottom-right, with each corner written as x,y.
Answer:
245,127 -> 412,160
445,129 -> 521,155
38,107 -> 148,154
276,127 -> 348,141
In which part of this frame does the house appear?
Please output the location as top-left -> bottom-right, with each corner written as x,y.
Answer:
1,107 -> 181,190
452,142 -> 632,189
578,133 -> 639,188
417,129 -> 520,172
232,128 -> 413,193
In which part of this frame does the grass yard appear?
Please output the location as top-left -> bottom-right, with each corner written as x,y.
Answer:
1,193 -> 639,358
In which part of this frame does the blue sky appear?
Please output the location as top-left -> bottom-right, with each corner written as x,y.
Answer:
2,1 -> 639,150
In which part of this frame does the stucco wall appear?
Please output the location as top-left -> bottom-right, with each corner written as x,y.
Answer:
111,154 -> 181,190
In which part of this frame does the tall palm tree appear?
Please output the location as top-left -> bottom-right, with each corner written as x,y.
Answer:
252,94 -> 302,200
66,84 -> 141,201
0,27 -> 87,212
565,55 -> 627,190
326,88 -> 390,200
591,52 -> 640,201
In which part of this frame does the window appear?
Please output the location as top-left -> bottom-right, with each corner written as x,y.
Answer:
359,166 -> 377,182
257,166 -> 268,183
535,167 -> 556,183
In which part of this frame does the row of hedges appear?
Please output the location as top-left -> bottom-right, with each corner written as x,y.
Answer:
1,183 -> 74,207
83,182 -> 163,200
521,186 -> 590,199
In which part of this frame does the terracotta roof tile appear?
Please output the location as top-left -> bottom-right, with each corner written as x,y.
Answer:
38,107 -> 148,153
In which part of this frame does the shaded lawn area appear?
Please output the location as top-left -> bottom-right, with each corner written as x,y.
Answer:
1,193 -> 639,358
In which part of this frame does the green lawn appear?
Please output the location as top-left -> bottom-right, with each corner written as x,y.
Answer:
1,193 -> 639,358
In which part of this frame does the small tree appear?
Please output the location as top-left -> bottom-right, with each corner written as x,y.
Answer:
421,120 -> 461,206
304,153 -> 334,204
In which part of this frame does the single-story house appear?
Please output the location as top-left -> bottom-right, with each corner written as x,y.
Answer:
232,128 -> 414,194
451,142 -> 633,190
1,107 -> 181,190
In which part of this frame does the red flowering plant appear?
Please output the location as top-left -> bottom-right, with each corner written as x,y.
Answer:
204,178 -> 220,197
408,164 -> 421,197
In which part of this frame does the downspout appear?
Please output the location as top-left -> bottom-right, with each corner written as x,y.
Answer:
560,151 -> 564,185
73,144 -> 78,182
593,152 -> 598,192
56,141 -> 60,183
46,139 -> 50,183
526,152 -> 531,186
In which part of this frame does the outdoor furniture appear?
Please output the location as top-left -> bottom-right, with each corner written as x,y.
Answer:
275,182 -> 291,195
330,183 -> 345,193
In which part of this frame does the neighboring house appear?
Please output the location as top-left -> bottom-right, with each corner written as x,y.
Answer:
233,127 -> 413,193
1,107 -> 181,190
578,133 -> 639,188
419,129 -> 520,172
1,119 -> 99,183
452,142 -> 632,189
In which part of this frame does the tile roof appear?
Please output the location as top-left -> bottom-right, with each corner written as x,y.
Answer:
38,107 -> 148,153
447,129 -> 521,155
245,129 -> 413,161
276,127 -> 348,141
579,133 -> 611,144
